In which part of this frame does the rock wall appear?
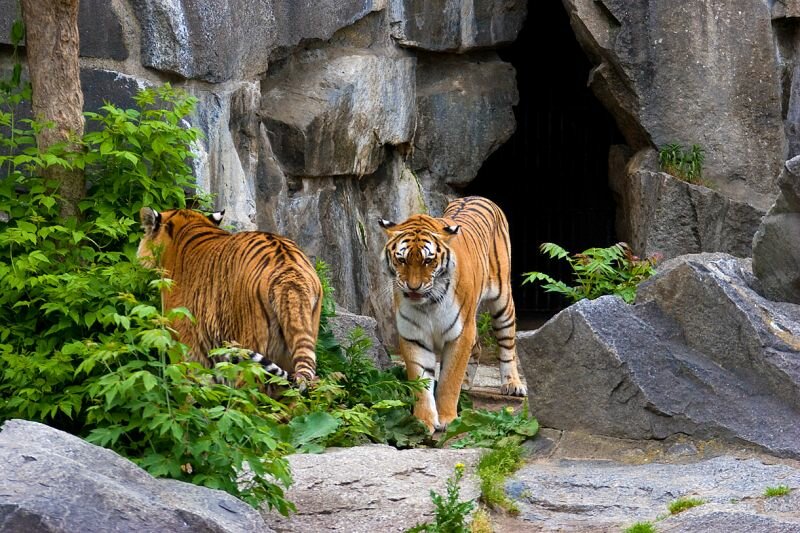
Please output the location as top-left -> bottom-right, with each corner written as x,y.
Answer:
8,0 -> 800,340
0,0 -> 525,342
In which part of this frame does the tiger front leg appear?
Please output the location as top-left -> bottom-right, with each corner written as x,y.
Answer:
398,337 -> 440,433
437,327 -> 476,429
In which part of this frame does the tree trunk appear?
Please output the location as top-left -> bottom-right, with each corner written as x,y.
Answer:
21,0 -> 85,219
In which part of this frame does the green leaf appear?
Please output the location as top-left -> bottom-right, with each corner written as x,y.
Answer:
289,411 -> 340,451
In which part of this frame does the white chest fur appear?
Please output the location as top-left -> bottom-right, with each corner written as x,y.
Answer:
396,288 -> 463,354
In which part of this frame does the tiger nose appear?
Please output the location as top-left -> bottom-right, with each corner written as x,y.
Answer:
407,282 -> 422,291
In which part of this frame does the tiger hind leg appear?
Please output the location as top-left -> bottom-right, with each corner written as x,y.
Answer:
273,285 -> 321,392
488,293 -> 527,397
462,341 -> 481,391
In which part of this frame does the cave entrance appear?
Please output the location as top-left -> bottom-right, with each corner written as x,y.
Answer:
464,2 -> 624,327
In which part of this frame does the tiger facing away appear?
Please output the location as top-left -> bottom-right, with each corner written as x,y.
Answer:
137,207 -> 322,388
379,196 -> 527,432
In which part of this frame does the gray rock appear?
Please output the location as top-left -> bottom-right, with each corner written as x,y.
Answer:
754,155 -> 800,304
261,47 -> 415,177
193,82 -> 262,230
507,456 -> 800,531
81,69 -> 147,127
517,254 -> 800,458
133,0 -> 382,82
389,0 -> 526,52
0,0 -> 127,60
637,255 -> 800,412
611,148 -> 766,260
0,419 -> 271,533
412,53 -> 518,186
78,0 -> 128,60
261,445 -> 481,532
329,309 -> 393,370
565,0 -> 784,209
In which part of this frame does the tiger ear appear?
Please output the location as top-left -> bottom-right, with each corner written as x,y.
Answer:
208,209 -> 225,225
378,218 -> 397,233
442,225 -> 460,237
140,207 -> 161,235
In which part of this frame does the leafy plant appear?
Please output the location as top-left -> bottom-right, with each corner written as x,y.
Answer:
667,497 -> 705,515
439,404 -> 539,450
522,242 -> 659,305
658,142 -> 706,184
764,485 -> 791,498
624,522 -> 657,533
0,83 -> 301,512
406,463 -> 476,533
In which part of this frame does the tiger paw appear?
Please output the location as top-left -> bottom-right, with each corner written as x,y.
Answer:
293,372 -> 317,394
500,382 -> 528,397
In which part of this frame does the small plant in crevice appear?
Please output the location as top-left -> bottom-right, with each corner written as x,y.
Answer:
658,142 -> 706,185
764,485 -> 791,498
406,463 -> 476,533
522,242 -> 659,305
624,522 -> 657,533
667,497 -> 705,515
477,442 -> 523,514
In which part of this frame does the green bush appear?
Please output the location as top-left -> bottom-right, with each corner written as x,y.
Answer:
0,84 -> 299,512
522,242 -> 659,304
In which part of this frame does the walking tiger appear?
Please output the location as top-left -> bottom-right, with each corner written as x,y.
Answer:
137,207 -> 321,388
379,196 -> 526,432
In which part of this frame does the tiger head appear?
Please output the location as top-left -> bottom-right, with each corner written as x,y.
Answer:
137,207 -> 225,267
379,215 -> 460,305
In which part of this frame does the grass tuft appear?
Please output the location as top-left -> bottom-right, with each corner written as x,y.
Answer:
667,497 -> 704,515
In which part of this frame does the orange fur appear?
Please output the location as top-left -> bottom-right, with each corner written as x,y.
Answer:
380,196 -> 526,432
137,208 -> 321,386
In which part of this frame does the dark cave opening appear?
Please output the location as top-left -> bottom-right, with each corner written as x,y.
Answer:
464,2 -> 625,326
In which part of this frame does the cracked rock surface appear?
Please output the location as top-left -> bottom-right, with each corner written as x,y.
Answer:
261,444 -> 481,532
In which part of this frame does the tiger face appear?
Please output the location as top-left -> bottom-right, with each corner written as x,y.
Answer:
379,216 -> 460,305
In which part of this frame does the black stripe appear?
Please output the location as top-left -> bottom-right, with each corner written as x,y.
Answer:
442,307 -> 462,335
402,336 -> 432,353
497,342 -> 515,350
493,319 -> 514,330
400,310 -> 422,329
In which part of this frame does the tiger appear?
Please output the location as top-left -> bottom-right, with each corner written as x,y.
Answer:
137,207 -> 322,388
379,195 -> 527,432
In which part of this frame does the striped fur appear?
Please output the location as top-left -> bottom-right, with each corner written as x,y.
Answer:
137,207 -> 321,387
380,196 -> 526,432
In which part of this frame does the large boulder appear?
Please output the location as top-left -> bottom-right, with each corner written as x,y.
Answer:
0,419 -> 271,533
261,46 -> 415,177
517,253 -> 800,458
564,0 -> 784,209
412,53 -> 518,186
388,0 -> 526,52
507,455 -> 800,531
753,155 -> 800,304
611,148 -> 767,259
261,445 -> 481,532
132,0 -> 383,82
